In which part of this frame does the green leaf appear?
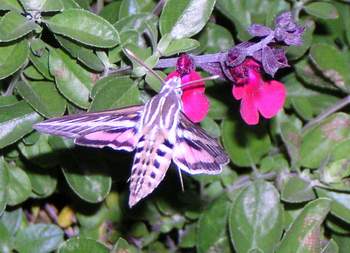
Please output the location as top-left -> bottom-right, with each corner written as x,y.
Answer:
118,0 -> 155,19
0,40 -> 29,80
16,80 -> 66,118
310,43 -> 350,92
62,154 -> 112,203
159,0 -> 216,39
7,164 -> 32,206
162,38 -> 200,56
45,9 -> 119,48
58,237 -> 109,253
0,157 -> 9,215
112,237 -> 134,252
0,11 -> 40,42
322,239 -> 339,253
0,222 -> 12,253
18,133 -> 60,168
0,100 -> 42,149
99,1 -> 121,24
145,70 -> 167,93
197,195 -> 231,253
0,0 -> 23,12
29,47 -> 54,81
0,208 -> 23,235
294,59 -> 337,91
316,188 -> 350,224
90,76 -> 140,111
281,176 -> 316,203
19,0 -> 63,12
276,198 -> 331,253
200,116 -> 221,139
229,180 -> 283,253
287,20 -> 315,60
321,158 -> 350,184
284,73 -> 338,120
55,35 -> 105,72
221,118 -> 271,167
27,168 -> 57,197
304,2 -> 339,20
279,116 -> 302,168
24,65 -> 45,80
14,224 -> 64,253
300,113 -> 350,168
198,22 -> 234,53
49,48 -> 93,109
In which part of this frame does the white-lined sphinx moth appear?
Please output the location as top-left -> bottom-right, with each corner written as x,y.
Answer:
34,72 -> 229,208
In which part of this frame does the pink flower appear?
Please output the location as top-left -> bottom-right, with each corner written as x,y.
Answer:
167,70 -> 209,123
230,58 -> 286,125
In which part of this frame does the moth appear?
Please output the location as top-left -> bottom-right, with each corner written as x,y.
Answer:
34,59 -> 229,208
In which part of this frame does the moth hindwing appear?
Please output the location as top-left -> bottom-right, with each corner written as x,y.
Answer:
34,77 -> 229,207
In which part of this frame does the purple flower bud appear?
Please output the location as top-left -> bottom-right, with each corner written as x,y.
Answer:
274,11 -> 304,46
248,24 -> 272,37
176,54 -> 194,76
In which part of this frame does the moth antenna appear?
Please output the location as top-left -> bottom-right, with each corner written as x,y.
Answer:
177,167 -> 185,192
177,75 -> 220,89
124,48 -> 165,85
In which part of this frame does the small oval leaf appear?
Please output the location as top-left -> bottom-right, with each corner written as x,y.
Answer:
45,9 -> 119,48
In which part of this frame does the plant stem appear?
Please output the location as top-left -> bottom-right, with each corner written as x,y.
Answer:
152,0 -> 165,16
302,94 -> 350,132
155,52 -> 226,68
3,69 -> 21,96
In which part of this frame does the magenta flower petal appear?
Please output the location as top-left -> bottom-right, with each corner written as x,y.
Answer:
240,92 -> 259,125
232,85 -> 245,99
181,71 -> 205,93
256,80 -> 286,118
182,91 -> 209,123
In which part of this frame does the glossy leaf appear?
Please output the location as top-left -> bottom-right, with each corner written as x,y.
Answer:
310,43 -> 350,92
62,154 -> 112,203
197,194 -> 231,253
304,2 -> 339,19
29,48 -> 53,81
49,49 -> 93,109
0,157 -> 9,215
16,80 -> 66,118
19,0 -> 63,12
0,100 -> 42,149
6,165 -> 32,206
316,188 -> 350,224
118,0 -> 155,19
14,224 -> 64,253
55,35 -> 105,72
160,0 -> 216,39
198,22 -> 234,53
230,180 -> 283,253
90,76 -> 140,111
0,11 -> 40,42
58,237 -> 109,253
300,113 -> 350,168
221,118 -> 271,167
281,176 -> 316,203
162,38 -> 200,56
45,9 -> 119,48
276,198 -> 331,253
0,40 -> 29,80
0,0 -> 23,11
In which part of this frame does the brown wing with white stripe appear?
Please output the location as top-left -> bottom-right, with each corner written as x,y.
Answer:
173,113 -> 230,174
34,105 -> 144,151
